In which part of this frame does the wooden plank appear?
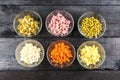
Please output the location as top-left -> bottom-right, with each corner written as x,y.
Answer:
0,0 -> 120,6
0,6 -> 119,38
0,71 -> 119,80
0,38 -> 119,70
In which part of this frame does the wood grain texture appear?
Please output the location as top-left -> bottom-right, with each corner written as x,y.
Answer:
0,1 -> 119,79
0,6 -> 120,38
0,71 -> 120,80
0,0 -> 120,5
0,38 -> 119,70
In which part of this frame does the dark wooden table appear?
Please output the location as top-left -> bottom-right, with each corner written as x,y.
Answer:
0,0 -> 120,80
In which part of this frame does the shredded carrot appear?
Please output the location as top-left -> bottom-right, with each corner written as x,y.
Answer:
50,42 -> 73,64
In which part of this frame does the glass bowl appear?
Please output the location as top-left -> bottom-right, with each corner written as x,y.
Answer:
47,40 -> 76,68
78,12 -> 106,39
45,10 -> 74,37
13,10 -> 42,37
77,41 -> 105,69
15,39 -> 45,67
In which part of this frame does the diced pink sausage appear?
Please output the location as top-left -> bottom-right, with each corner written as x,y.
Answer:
48,13 -> 71,36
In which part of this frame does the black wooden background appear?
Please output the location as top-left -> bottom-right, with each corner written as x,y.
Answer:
0,0 -> 120,80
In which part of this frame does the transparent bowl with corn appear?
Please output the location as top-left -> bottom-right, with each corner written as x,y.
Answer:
13,10 -> 42,37
78,12 -> 106,39
77,41 -> 105,69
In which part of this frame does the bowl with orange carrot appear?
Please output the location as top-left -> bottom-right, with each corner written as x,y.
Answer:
47,40 -> 76,68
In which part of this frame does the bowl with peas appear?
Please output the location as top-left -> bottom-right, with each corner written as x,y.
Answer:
77,12 -> 106,39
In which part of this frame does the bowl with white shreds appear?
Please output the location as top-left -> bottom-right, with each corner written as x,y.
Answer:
15,39 -> 45,67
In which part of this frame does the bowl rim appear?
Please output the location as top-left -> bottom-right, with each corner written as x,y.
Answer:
47,39 -> 76,68
13,10 -> 43,37
45,10 -> 74,37
15,39 -> 45,67
77,11 -> 106,39
77,40 -> 106,69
